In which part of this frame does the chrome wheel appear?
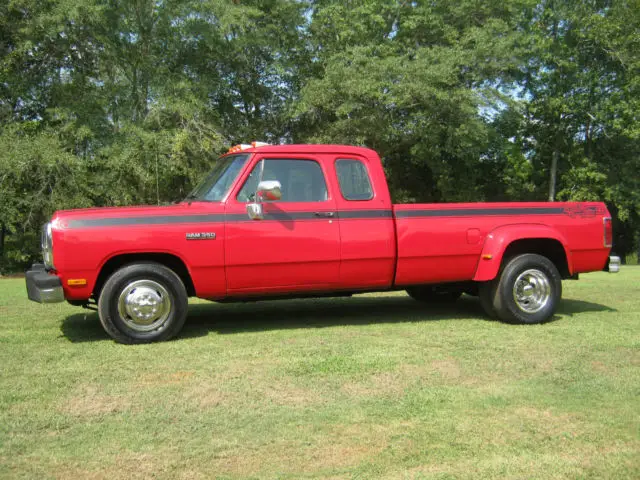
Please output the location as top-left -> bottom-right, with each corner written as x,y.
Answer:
512,269 -> 551,313
117,279 -> 172,332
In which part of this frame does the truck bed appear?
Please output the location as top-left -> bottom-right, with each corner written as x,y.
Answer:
392,201 -> 610,286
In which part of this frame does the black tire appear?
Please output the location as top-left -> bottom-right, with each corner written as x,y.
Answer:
98,262 -> 188,344
478,280 -> 499,319
490,253 -> 562,324
406,285 -> 463,304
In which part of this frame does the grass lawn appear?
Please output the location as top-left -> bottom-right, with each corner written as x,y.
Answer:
0,269 -> 638,479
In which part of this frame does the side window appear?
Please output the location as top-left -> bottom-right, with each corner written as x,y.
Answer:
238,159 -> 328,202
237,162 -> 262,202
335,159 -> 373,201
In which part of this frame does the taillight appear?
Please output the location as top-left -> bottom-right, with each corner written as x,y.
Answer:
603,217 -> 613,248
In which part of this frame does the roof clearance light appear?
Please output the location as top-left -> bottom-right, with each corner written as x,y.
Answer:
227,141 -> 270,154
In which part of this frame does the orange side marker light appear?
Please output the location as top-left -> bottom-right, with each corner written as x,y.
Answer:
67,279 -> 87,286
482,254 -> 493,260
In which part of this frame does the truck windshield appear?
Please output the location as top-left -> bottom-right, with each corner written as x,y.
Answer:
185,154 -> 249,202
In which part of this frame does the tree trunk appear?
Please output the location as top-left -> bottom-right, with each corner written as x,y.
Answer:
0,222 -> 4,257
548,148 -> 558,201
585,116 -> 592,160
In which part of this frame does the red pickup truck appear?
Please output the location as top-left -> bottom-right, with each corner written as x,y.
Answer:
26,143 -> 619,343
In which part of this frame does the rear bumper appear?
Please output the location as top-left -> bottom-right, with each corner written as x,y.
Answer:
25,264 -> 65,303
604,255 -> 621,273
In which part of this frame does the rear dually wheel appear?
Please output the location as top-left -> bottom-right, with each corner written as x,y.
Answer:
484,253 -> 562,324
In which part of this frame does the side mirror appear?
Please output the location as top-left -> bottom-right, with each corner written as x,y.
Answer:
246,180 -> 281,221
257,180 -> 282,201
246,203 -> 264,220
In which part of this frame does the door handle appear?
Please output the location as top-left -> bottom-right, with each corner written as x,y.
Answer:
314,211 -> 335,218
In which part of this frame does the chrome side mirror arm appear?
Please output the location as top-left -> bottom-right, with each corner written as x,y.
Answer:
246,202 -> 264,220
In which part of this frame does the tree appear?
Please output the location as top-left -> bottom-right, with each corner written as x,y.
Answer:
519,0 -> 640,257
294,0 -> 535,202
0,125 -> 91,266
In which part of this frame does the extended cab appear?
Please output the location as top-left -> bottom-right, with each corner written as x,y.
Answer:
25,144 -> 620,343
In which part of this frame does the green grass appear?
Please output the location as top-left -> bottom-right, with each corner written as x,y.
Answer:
1,270 -> 639,479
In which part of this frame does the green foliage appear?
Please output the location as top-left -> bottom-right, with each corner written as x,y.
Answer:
1,0 -> 639,270
294,1 -> 535,203
0,126 -> 91,267
519,0 -> 640,252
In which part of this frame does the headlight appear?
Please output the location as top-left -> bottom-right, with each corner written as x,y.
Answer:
42,222 -> 55,269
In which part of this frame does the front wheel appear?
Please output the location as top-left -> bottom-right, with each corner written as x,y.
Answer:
98,262 -> 188,344
487,253 -> 562,324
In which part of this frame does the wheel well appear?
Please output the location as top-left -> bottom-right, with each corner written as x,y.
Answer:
501,238 -> 570,278
93,253 -> 196,300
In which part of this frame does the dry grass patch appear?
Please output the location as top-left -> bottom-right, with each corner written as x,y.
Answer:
463,405 -> 583,447
61,385 -> 132,417
339,360 -> 501,399
388,443 -> 639,480
208,427 -> 392,476
137,371 -> 195,385
430,358 -> 461,379
261,382 -> 323,406
341,371 -> 406,398
183,377 -> 323,408
48,452 -> 185,480
512,406 -> 580,436
182,380 -> 230,408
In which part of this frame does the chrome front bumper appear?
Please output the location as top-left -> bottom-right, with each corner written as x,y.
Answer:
606,256 -> 621,273
25,264 -> 64,303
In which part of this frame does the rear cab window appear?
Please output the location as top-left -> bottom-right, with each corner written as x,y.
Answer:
335,159 -> 374,201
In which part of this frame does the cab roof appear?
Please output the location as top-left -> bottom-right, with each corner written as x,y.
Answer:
223,143 -> 378,158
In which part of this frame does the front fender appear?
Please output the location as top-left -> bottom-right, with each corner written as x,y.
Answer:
473,224 -> 572,282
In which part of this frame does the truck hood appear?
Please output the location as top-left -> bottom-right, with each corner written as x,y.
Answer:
51,202 -> 226,230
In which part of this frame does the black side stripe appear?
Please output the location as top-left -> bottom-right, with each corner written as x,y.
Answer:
227,212 -> 328,222
393,207 -> 566,218
67,214 -> 226,229
66,210 -> 393,228
66,207 -> 565,229
228,210 -> 394,222
340,210 -> 394,219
